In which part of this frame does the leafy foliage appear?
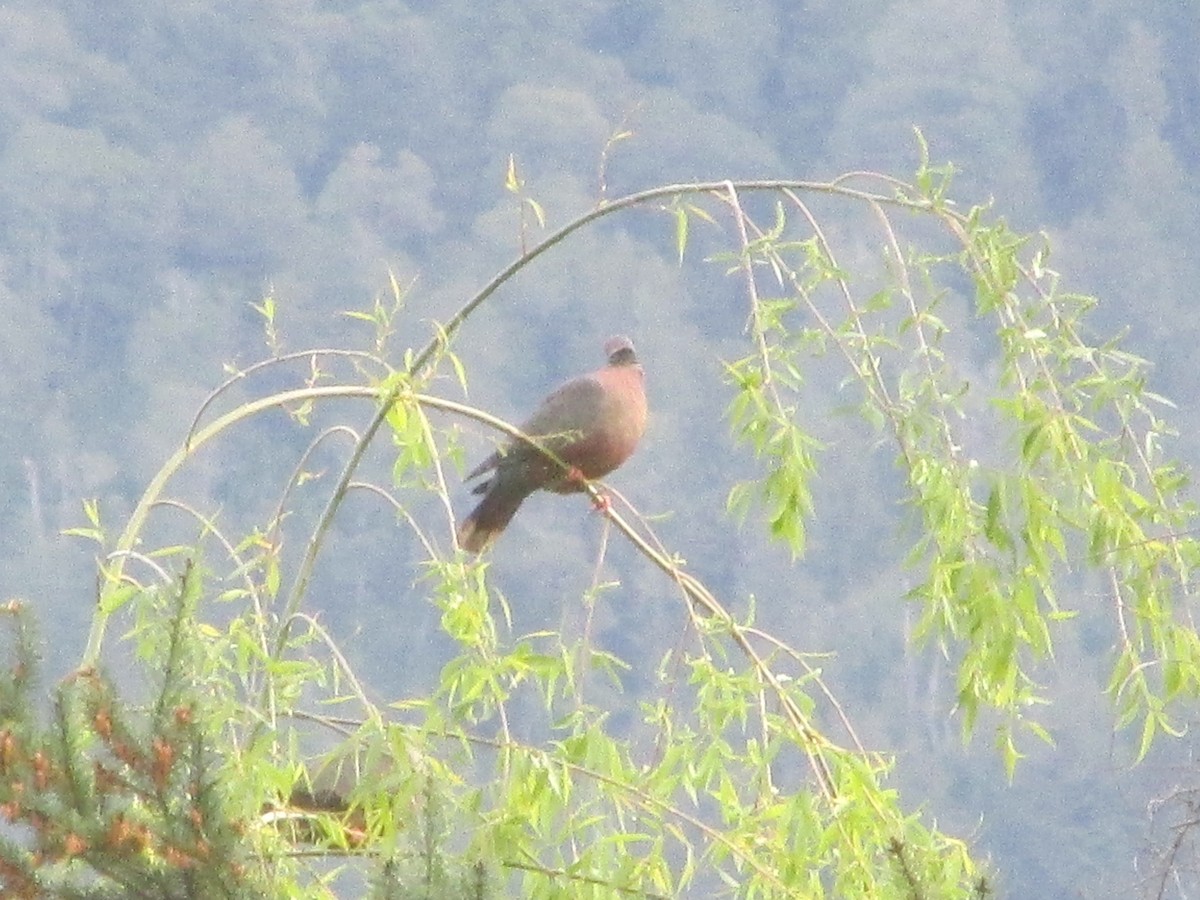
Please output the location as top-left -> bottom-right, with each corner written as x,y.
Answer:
0,590 -> 266,898
14,157 -> 1200,896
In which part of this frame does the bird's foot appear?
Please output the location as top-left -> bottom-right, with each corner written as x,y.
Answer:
590,491 -> 612,513
565,465 -> 586,485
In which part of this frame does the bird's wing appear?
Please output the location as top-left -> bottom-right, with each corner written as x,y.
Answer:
464,375 -> 603,482
519,375 -> 606,447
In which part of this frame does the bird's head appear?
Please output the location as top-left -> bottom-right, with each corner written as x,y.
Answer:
605,335 -> 638,366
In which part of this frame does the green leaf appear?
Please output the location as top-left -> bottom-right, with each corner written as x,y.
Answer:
99,583 -> 140,615
504,154 -> 522,193
999,727 -> 1022,781
983,483 -> 1012,551
1137,709 -> 1157,762
674,206 -> 689,265
1024,720 -> 1056,748
523,196 -> 546,229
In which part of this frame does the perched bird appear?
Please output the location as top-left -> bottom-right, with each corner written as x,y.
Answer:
457,335 -> 647,553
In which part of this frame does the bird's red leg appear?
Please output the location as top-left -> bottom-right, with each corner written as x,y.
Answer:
563,466 -> 611,511
563,467 -> 611,512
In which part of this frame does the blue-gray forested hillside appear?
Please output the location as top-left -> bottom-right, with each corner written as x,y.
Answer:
3,2 -> 1199,896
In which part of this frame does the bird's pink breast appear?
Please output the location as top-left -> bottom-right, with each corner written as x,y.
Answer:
557,365 -> 646,483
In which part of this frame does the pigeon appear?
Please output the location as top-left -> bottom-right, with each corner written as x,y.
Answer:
457,335 -> 647,553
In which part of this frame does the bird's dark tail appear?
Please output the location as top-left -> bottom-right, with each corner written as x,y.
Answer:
457,480 -> 530,553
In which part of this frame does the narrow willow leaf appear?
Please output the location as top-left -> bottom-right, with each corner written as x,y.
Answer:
675,206 -> 689,264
